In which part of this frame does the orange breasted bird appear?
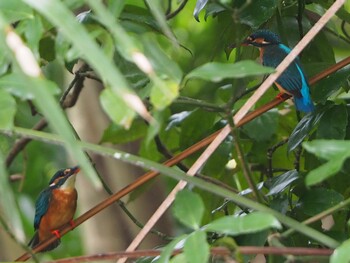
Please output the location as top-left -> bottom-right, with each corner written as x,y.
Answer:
243,30 -> 315,112
28,166 -> 80,252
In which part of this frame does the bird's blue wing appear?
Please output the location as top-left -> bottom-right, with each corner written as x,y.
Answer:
263,44 -> 307,98
33,188 -> 52,230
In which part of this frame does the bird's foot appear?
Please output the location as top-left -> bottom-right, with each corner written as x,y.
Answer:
276,93 -> 285,101
69,220 -> 76,229
51,229 -> 61,239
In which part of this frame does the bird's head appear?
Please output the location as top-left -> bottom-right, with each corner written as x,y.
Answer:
242,30 -> 281,47
49,166 -> 80,190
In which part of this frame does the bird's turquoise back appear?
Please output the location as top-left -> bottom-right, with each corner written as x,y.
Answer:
262,44 -> 315,112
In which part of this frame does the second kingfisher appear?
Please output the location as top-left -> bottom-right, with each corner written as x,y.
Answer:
243,30 -> 315,113
28,166 -> 80,252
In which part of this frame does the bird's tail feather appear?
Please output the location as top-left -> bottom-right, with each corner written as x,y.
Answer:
294,96 -> 315,113
28,231 -> 61,252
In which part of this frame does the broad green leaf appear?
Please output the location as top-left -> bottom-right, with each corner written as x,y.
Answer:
330,239 -> 350,263
0,89 -> 16,130
170,254 -> 187,263
186,61 -> 275,82
0,73 -> 60,100
242,109 -> 278,142
142,34 -> 183,83
316,104 -> 348,140
287,106 -> 326,152
303,140 -> 350,160
0,0 -> 32,22
184,231 -> 209,263
157,234 -> 187,263
100,89 -> 136,129
145,0 -> 177,44
299,188 -> 344,216
265,170 -> 299,196
179,109 -> 216,149
100,119 -> 147,144
193,0 -> 209,21
0,151 -> 24,240
150,78 -> 179,110
204,212 -> 281,235
173,190 -> 204,230
240,0 -> 278,29
305,156 -> 347,186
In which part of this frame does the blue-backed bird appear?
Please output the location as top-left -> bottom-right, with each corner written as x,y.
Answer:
28,166 -> 80,252
243,30 -> 315,112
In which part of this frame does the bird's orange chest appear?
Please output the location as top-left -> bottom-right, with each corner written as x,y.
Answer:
39,188 -> 77,239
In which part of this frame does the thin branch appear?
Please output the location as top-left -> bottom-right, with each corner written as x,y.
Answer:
48,247 -> 333,263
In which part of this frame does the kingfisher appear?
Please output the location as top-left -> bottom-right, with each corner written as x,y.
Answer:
243,30 -> 315,112
28,166 -> 80,252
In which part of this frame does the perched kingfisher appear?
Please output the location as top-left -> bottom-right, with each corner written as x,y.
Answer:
243,30 -> 315,112
28,166 -> 80,252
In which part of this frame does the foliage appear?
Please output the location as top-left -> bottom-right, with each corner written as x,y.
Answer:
0,0 -> 350,262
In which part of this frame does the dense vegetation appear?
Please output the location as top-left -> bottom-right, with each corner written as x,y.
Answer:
0,0 -> 350,262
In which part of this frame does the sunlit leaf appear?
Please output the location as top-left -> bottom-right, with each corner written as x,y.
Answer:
204,212 -> 281,235
184,231 -> 209,263
100,89 -> 136,129
0,89 -> 16,130
186,61 -> 274,82
173,190 -> 204,230
330,239 -> 350,263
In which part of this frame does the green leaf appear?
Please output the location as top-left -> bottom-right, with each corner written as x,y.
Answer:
303,140 -> 350,160
193,0 -> 209,21
100,119 -> 147,144
179,109 -> 216,149
184,231 -> 209,263
150,78 -> 179,110
303,140 -> 350,185
204,211 -> 281,235
0,151 -> 24,240
242,109 -> 278,142
157,234 -> 187,263
240,0 -> 278,29
299,188 -> 344,216
265,170 -> 299,196
142,34 -> 183,84
287,106 -> 326,152
0,89 -> 16,130
0,0 -> 32,22
186,60 -> 275,82
173,190 -> 204,230
330,239 -> 350,263
0,73 -> 60,100
100,89 -> 136,129
316,104 -> 348,140
305,156 -> 347,186
313,69 -> 350,103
